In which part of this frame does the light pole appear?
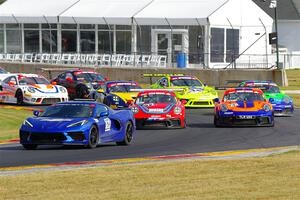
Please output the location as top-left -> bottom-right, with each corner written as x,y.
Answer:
270,0 -> 280,69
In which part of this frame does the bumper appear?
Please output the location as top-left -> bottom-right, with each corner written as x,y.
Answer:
215,112 -> 274,127
272,104 -> 294,116
181,98 -> 215,108
23,96 -> 69,105
19,130 -> 89,145
136,118 -> 182,128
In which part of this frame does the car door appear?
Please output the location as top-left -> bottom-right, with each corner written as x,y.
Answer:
95,105 -> 114,143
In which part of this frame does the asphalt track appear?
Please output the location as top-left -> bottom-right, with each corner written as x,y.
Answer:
0,109 -> 300,168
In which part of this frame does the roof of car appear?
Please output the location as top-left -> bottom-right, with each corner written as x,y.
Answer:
137,90 -> 176,96
224,88 -> 264,95
106,80 -> 138,85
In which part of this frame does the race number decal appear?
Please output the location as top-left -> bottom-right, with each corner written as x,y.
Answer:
104,118 -> 111,132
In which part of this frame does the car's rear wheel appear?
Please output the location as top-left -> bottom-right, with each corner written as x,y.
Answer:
16,90 -> 24,105
116,121 -> 133,146
87,125 -> 98,149
22,144 -> 38,150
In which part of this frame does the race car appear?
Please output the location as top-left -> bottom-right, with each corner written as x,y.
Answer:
19,101 -> 135,149
0,74 -> 68,105
96,81 -> 142,109
51,70 -> 107,100
130,89 -> 186,129
239,80 -> 294,116
147,74 -> 218,108
214,88 -> 274,127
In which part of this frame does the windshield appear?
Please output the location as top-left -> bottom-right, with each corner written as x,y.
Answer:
41,104 -> 94,118
171,79 -> 202,87
88,73 -> 105,82
108,84 -> 141,92
223,92 -> 264,102
136,94 -> 176,104
75,73 -> 92,82
19,77 -> 50,85
262,86 -> 280,93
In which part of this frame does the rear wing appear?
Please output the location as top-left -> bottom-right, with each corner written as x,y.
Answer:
215,86 -> 268,91
215,80 -> 273,90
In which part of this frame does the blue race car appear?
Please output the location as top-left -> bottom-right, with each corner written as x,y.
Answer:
19,101 -> 135,149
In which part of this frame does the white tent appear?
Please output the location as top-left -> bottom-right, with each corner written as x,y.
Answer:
59,0 -> 153,25
0,0 -> 79,23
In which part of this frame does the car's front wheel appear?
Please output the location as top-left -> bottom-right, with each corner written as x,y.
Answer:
16,90 -> 24,105
22,144 -> 38,150
116,121 -> 133,146
87,125 -> 99,148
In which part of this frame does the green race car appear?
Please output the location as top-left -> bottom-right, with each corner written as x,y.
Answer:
240,80 -> 294,116
146,74 -> 218,108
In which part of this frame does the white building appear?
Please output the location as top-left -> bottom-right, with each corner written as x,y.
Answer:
0,0 -> 273,68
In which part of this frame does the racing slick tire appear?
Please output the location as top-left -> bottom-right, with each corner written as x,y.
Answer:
16,90 -> 24,105
116,121 -> 133,146
214,115 -> 221,128
87,125 -> 99,149
22,144 -> 38,150
181,118 -> 187,129
75,84 -> 89,99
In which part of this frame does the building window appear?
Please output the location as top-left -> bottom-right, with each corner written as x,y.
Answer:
116,31 -> 131,54
42,30 -> 57,53
226,29 -> 239,63
210,28 -> 224,63
0,25 -> 4,53
62,31 -> 77,53
24,30 -> 39,53
137,26 -> 151,54
80,31 -> 95,53
188,26 -> 205,64
6,29 -> 22,53
98,31 -> 113,54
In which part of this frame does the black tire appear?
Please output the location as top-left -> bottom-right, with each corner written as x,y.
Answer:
87,125 -> 99,149
76,84 -> 89,99
116,121 -> 133,146
181,118 -> 187,129
22,144 -> 38,150
16,90 -> 24,105
214,115 -> 220,127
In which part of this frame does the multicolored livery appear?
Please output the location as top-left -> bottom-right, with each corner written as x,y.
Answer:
214,88 -> 274,127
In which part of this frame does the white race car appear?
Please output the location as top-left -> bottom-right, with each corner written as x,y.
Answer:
0,74 -> 68,105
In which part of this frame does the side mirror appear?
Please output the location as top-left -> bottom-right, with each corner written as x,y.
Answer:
97,88 -> 105,94
181,99 -> 187,105
104,77 -> 108,81
99,110 -> 109,117
213,98 -> 220,104
8,81 -> 15,85
203,83 -> 207,87
51,81 -> 57,85
33,110 -> 40,117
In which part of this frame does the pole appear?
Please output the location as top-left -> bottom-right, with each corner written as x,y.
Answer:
274,6 -> 279,69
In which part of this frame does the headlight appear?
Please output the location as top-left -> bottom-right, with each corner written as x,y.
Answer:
263,104 -> 271,112
67,120 -> 88,128
23,120 -> 33,127
131,107 -> 139,114
27,87 -> 36,93
174,106 -> 182,114
113,96 -> 119,102
220,104 -> 228,112
59,87 -> 67,93
283,96 -> 290,104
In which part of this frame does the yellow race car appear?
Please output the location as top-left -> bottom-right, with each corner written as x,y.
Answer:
147,74 -> 218,108
96,81 -> 141,109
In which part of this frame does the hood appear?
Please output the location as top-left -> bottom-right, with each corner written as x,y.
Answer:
30,84 -> 59,93
225,101 -> 266,111
112,92 -> 139,102
138,103 -> 175,114
27,117 -> 86,131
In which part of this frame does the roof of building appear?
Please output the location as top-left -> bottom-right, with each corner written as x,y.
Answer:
253,0 -> 300,20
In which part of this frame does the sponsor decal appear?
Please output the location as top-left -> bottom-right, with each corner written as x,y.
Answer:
104,118 -> 111,132
236,115 -> 255,119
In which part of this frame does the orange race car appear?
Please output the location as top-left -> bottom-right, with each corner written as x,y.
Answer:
214,88 -> 274,127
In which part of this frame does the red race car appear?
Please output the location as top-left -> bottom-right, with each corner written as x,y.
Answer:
130,89 -> 186,129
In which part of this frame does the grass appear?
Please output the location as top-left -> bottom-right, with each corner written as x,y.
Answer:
284,69 -> 300,90
0,107 -> 31,141
1,151 -> 300,200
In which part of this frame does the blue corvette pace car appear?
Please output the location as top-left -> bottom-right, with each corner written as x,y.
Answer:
19,101 -> 135,149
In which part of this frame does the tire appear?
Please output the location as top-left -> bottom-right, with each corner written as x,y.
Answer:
16,90 -> 24,105
181,118 -> 187,129
116,121 -> 133,146
87,125 -> 99,149
22,144 -> 38,150
76,84 -> 89,99
214,115 -> 220,127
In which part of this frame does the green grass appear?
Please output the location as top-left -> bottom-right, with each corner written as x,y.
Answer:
0,107 -> 31,141
283,69 -> 300,90
1,150 -> 300,200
